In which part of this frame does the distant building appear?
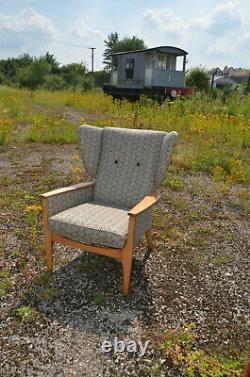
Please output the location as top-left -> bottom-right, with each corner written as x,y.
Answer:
212,76 -> 238,89
103,46 -> 191,100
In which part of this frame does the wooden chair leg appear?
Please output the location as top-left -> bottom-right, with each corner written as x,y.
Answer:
145,228 -> 153,250
45,232 -> 53,272
121,249 -> 133,295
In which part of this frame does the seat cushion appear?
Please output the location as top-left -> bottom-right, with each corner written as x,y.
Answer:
48,201 -> 129,249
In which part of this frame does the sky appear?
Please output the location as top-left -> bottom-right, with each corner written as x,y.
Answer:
0,0 -> 249,71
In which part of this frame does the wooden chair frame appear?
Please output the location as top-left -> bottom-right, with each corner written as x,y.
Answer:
41,183 -> 158,295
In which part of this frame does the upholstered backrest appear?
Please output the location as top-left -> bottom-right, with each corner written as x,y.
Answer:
79,125 -> 103,177
79,125 -> 178,208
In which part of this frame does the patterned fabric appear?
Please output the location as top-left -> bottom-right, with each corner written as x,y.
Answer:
134,207 -> 152,246
155,131 -> 178,187
93,127 -> 166,208
49,201 -> 129,248
47,126 -> 178,249
78,125 -> 103,177
49,200 -> 152,249
47,183 -> 94,217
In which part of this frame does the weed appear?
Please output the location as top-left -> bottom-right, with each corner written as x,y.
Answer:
152,323 -> 244,376
0,270 -> 12,298
93,292 -> 106,304
15,305 -> 37,322
196,255 -> 233,266
164,176 -> 184,190
24,204 -> 42,248
10,249 -> 21,258
199,226 -> 214,235
15,228 -> 23,237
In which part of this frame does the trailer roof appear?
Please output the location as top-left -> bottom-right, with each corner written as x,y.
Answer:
112,46 -> 188,56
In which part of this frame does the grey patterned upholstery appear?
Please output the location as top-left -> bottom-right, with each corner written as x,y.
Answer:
47,183 -> 94,217
94,127 -> 166,208
155,131 -> 178,187
49,202 -> 129,248
47,125 -> 178,248
49,201 -> 152,249
78,125 -> 103,177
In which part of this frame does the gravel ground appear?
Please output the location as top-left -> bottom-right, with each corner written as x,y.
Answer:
0,144 -> 249,376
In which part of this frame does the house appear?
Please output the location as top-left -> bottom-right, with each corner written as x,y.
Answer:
103,46 -> 191,100
212,76 -> 238,89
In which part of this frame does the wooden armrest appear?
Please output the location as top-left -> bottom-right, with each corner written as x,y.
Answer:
128,192 -> 159,217
41,181 -> 95,199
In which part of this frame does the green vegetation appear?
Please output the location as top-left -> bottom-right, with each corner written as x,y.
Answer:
15,305 -> 37,322
0,52 -> 106,93
148,323 -> 244,376
93,292 -> 106,304
186,67 -> 210,92
0,270 -> 13,298
103,32 -> 146,70
2,86 -> 249,184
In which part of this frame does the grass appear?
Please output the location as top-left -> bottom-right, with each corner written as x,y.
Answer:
0,86 -> 249,185
0,270 -> 13,298
25,114 -> 78,144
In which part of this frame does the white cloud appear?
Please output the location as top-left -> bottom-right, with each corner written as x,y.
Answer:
144,1 -> 241,36
0,7 -> 55,55
69,20 -> 104,39
143,8 -> 185,35
191,1 -> 241,35
143,1 -> 250,68
0,7 -> 54,35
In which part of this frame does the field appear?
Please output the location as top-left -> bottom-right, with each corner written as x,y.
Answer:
0,86 -> 249,376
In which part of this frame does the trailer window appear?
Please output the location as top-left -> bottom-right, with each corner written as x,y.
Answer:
158,54 -> 175,70
125,59 -> 134,79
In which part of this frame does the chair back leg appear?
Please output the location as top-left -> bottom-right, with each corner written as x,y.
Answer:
145,228 -> 153,250
45,233 -> 54,272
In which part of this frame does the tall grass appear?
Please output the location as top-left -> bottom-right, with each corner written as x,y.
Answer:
0,86 -> 249,183
25,115 -> 78,144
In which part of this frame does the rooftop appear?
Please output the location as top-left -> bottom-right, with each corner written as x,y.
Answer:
111,46 -> 188,57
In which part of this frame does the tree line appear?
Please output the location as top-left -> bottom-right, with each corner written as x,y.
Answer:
0,33 -> 145,95
0,52 -> 109,94
0,32 -> 215,95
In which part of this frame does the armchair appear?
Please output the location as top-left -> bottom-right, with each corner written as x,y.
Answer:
41,125 -> 178,295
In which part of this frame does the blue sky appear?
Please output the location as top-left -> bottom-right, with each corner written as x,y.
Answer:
0,0 -> 249,70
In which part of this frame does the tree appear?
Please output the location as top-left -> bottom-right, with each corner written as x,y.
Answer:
91,70 -> 110,87
60,62 -> 87,89
17,57 -> 50,95
103,33 -> 146,70
44,74 -> 66,91
186,67 -> 210,92
103,32 -> 119,70
45,52 -> 60,74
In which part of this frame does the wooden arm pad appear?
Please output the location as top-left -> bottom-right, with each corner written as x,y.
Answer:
41,181 -> 95,199
128,192 -> 159,217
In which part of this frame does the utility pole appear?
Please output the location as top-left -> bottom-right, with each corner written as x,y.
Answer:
89,47 -> 96,72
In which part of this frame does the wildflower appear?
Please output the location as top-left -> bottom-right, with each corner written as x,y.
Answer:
72,154 -> 81,161
25,205 -> 42,213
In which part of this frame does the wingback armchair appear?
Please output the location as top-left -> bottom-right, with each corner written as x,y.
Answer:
41,125 -> 178,295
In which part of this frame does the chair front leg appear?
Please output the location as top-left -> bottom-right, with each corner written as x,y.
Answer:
122,215 -> 136,295
42,198 -> 54,272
